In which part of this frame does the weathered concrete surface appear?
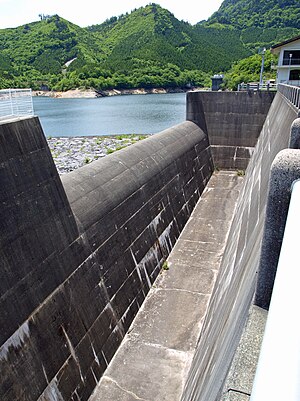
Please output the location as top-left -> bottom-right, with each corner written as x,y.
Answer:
0,117 -> 85,401
221,305 -> 268,400
1,89 -> 296,401
181,90 -> 298,401
188,91 -> 276,147
0,118 -> 213,401
187,91 -> 275,170
89,171 -> 244,401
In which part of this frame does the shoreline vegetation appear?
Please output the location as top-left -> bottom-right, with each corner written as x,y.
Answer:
33,86 -> 206,98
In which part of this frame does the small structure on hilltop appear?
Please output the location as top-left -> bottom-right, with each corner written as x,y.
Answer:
271,35 -> 300,86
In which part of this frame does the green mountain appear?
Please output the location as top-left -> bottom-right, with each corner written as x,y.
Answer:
86,5 -> 250,72
0,3 -> 299,91
0,6 -> 251,90
0,15 -> 100,76
207,0 -> 300,29
205,0 -> 300,52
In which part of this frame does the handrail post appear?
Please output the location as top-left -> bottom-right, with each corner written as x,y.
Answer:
0,88 -> 34,119
9,89 -> 13,116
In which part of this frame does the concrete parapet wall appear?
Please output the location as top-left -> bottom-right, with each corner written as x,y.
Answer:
0,117 -> 83,400
0,118 -> 213,401
187,91 -> 275,170
255,149 -> 300,309
182,90 -> 298,401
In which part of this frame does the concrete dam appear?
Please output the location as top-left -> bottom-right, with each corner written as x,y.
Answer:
1,85 -> 299,401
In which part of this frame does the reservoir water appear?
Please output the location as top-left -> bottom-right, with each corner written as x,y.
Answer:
33,92 -> 186,137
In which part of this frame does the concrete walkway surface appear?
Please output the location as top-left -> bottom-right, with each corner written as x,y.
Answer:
89,171 -> 244,401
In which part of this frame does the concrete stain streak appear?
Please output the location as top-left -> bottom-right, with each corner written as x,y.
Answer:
38,378 -> 65,401
91,367 -> 98,384
131,246 -> 158,290
62,326 -> 84,383
91,343 -> 100,366
101,351 -> 109,366
0,321 -> 30,361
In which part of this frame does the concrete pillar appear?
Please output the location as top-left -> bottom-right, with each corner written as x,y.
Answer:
186,91 -> 208,135
289,117 -> 300,148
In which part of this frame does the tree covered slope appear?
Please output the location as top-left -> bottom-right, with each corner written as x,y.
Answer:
207,0 -> 300,29
0,2 -> 299,90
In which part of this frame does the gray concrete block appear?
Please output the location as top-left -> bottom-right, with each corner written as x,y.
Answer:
211,145 -> 253,170
90,376 -> 139,401
91,338 -> 189,401
221,305 -> 268,399
157,262 -> 216,295
129,288 -> 208,352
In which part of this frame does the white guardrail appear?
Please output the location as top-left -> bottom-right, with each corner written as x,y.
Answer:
250,179 -> 300,401
0,88 -> 34,119
237,82 -> 277,91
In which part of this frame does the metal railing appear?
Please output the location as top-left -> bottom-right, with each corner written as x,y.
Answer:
237,82 -> 277,92
250,179 -> 300,401
277,83 -> 300,110
282,58 -> 300,66
280,80 -> 300,87
0,88 -> 34,120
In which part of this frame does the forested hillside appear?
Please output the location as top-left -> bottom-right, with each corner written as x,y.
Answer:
205,0 -> 300,51
0,2 -> 299,91
207,0 -> 300,29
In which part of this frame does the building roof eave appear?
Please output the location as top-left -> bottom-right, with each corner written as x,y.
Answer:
271,35 -> 300,52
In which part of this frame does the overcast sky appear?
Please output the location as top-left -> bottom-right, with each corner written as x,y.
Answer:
0,0 -> 224,29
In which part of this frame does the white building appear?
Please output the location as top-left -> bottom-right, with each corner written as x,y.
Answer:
271,35 -> 300,86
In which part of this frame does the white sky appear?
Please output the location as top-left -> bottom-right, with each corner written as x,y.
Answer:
0,0 -> 224,29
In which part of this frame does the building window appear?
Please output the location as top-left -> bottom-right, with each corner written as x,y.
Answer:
289,69 -> 300,80
283,50 -> 300,65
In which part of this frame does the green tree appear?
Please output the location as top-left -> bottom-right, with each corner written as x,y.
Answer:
223,50 -> 277,90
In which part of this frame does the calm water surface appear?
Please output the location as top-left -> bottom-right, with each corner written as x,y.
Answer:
33,93 -> 186,137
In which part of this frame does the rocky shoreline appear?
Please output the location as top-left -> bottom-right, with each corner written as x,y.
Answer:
47,134 -> 148,174
34,87 -> 203,98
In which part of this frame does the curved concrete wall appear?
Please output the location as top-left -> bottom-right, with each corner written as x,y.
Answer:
0,118 -> 213,401
182,91 -> 298,401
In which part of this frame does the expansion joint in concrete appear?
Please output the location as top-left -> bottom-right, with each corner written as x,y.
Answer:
142,340 -> 191,357
180,239 -> 216,245
159,287 -> 211,297
227,388 -> 251,397
103,376 -> 150,401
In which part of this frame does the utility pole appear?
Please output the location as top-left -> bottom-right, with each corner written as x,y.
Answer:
259,48 -> 266,88
288,53 -> 293,83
